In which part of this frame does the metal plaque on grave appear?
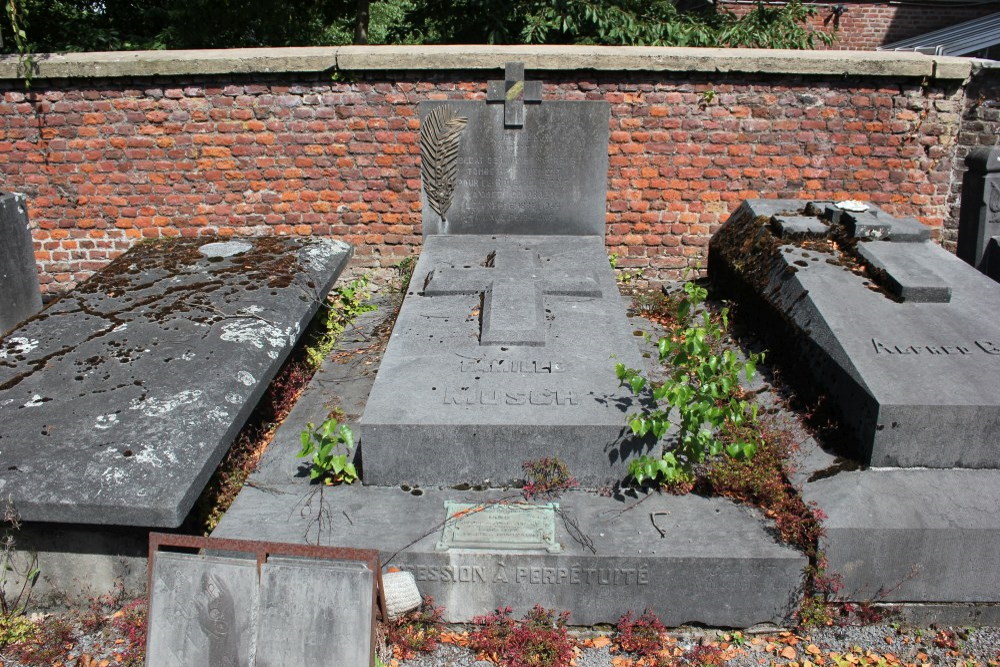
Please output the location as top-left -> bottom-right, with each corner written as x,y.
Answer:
419,63 -> 609,237
147,552 -> 259,667
437,501 -> 561,553
255,557 -> 373,667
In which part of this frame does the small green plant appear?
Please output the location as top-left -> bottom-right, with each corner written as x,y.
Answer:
698,89 -> 717,107
395,255 -> 416,293
522,457 -> 578,499
617,281 -> 763,486
609,253 -> 642,287
297,417 -> 358,485
305,274 -> 377,368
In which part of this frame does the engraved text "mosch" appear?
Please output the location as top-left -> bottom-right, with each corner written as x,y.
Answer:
443,388 -> 578,406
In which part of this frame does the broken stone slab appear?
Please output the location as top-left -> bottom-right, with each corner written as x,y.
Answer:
772,215 -> 830,238
816,202 -> 931,242
359,234 -> 648,487
790,440 -> 1000,605
213,485 -> 806,627
855,241 -> 952,303
709,199 -> 1000,468
0,236 -> 351,526
0,193 -> 42,334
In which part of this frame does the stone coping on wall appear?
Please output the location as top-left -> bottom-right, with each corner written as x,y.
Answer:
0,44 -> 972,82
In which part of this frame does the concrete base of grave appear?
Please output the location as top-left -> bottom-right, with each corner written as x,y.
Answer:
2,523 -> 149,608
790,442 -> 1000,607
213,485 -> 806,627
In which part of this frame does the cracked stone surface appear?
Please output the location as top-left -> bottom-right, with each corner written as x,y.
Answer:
0,236 -> 351,526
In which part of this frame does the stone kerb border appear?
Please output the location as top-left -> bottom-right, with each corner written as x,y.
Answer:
0,44 -> 973,82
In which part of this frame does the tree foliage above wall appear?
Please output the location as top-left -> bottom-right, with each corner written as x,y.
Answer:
1,0 -> 834,54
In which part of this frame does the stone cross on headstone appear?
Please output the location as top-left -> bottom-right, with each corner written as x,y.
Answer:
424,247 -> 601,346
487,62 -> 542,128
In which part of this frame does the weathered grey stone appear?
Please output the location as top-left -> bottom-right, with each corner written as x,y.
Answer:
146,552 -> 259,667
419,99 -> 609,236
256,557 -> 373,667
856,241 -> 952,303
0,193 -> 42,334
709,199 -> 1000,468
792,440 -> 1000,604
214,485 -> 806,627
772,215 -> 829,238
985,236 -> 1000,282
959,147 -> 1000,276
0,236 -> 351,526
360,235 -> 648,487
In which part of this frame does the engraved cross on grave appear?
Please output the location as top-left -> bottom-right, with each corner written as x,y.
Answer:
487,62 -> 542,128
424,246 -> 601,346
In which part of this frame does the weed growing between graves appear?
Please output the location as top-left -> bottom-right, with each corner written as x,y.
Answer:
385,595 -> 446,660
0,498 -> 38,648
610,609 -> 737,666
305,275 -> 378,369
468,605 -> 577,667
521,457 -> 579,500
617,281 -> 763,488
297,416 -> 359,484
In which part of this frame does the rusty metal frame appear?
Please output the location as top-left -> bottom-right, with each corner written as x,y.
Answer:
148,532 -> 387,667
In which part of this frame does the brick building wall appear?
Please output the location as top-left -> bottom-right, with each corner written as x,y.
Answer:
0,47 -> 982,295
720,1 -> 1000,51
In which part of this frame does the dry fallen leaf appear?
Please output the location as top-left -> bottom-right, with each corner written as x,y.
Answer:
781,646 -> 798,660
806,644 -> 822,655
582,636 -> 612,648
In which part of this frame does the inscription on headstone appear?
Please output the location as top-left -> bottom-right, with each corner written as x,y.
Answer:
0,192 -> 42,333
437,502 -> 561,553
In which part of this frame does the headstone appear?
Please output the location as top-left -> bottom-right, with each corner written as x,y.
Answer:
709,199 -> 1000,468
419,67 -> 609,236
0,236 -> 351,526
146,552 -> 259,667
147,553 -> 374,666
256,557 -> 373,667
958,146 -> 1000,282
0,192 -> 42,334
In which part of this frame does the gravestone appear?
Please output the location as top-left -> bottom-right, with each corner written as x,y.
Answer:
0,192 -> 42,334
361,64 -> 646,487
147,552 -> 375,666
710,198 -> 1000,608
710,199 -> 1000,468
147,552 -> 259,666
0,236 -> 351,526
958,146 -> 1000,282
256,557 -> 373,666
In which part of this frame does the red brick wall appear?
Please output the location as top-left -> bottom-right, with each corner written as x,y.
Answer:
0,70 -> 970,295
720,1 -> 1000,51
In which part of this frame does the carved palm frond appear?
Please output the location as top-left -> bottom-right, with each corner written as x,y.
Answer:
420,105 -> 468,220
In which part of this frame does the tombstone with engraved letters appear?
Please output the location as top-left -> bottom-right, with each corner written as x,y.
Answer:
360,63 -> 647,487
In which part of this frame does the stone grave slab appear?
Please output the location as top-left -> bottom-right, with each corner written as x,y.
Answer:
419,93 -> 609,236
360,234 -> 648,487
0,236 -> 351,526
256,557 -> 373,666
0,192 -> 42,334
959,146 -> 1000,275
146,552 -> 259,666
214,485 -> 806,627
709,199 -> 1000,468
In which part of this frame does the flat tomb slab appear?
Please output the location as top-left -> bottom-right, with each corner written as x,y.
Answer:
213,485 -> 806,627
0,237 -> 351,526
709,200 -> 1000,468
359,235 -> 647,487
